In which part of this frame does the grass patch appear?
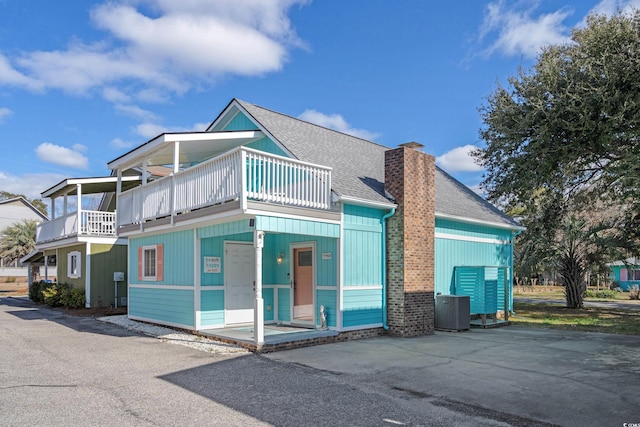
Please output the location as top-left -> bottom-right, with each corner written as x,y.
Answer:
511,302 -> 640,335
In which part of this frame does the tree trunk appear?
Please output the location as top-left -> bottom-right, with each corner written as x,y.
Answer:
559,249 -> 586,309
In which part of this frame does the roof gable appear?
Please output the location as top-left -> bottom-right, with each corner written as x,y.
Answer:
224,100 -> 520,229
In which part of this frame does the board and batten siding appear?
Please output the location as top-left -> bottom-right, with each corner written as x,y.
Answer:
56,244 -> 85,290
89,243 -> 127,308
435,218 -> 513,297
128,230 -> 195,328
342,204 -> 385,328
221,111 -> 289,157
129,230 -> 194,286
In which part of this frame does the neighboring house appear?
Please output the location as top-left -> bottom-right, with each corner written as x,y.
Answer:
106,98 -> 522,346
0,197 -> 48,268
608,257 -> 640,291
32,176 -> 140,308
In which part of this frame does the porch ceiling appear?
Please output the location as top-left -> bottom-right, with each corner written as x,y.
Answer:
42,176 -> 142,199
107,130 -> 265,171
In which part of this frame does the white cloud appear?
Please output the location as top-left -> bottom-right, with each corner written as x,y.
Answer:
436,145 -> 484,173
110,138 -> 135,149
0,170 -> 66,200
0,107 -> 12,123
478,1 -> 573,58
115,104 -> 159,121
0,1 -> 307,97
35,142 -> 89,170
298,109 -> 380,141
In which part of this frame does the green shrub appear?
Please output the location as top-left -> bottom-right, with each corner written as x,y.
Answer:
41,282 -> 62,307
585,289 -> 619,299
29,281 -> 45,302
59,284 -> 85,309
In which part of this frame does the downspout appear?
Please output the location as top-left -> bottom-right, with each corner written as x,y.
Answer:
381,208 -> 396,330
510,229 -> 523,315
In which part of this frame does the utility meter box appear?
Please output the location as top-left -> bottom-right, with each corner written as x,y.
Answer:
113,272 -> 125,282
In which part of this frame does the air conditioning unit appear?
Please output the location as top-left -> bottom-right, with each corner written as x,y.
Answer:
435,295 -> 470,331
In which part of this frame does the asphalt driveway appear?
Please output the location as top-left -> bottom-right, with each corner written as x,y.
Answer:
2,295 -> 639,426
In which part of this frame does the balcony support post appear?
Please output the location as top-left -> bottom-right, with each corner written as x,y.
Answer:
76,184 -> 83,235
254,230 -> 264,347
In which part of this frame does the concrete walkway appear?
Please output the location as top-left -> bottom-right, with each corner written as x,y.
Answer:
266,326 -> 640,427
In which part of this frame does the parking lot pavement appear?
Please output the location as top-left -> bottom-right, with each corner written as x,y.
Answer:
266,326 -> 640,427
3,295 -> 639,426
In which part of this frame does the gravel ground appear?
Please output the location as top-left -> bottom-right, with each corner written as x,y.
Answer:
98,315 -> 249,354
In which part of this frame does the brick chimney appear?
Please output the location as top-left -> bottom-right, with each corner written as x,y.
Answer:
384,142 -> 436,337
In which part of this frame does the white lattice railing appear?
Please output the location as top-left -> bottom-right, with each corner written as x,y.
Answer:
117,147 -> 332,227
36,210 -> 116,243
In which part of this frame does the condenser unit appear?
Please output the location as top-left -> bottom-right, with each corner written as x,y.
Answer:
435,295 -> 470,331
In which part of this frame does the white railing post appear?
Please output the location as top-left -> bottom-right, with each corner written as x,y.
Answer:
240,149 -> 247,211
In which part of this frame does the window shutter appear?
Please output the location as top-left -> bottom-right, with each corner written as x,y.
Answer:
67,252 -> 72,278
156,244 -> 164,282
620,268 -> 627,282
138,246 -> 143,281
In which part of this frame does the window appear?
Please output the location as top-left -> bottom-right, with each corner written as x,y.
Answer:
628,269 -> 640,281
67,251 -> 81,279
138,244 -> 164,281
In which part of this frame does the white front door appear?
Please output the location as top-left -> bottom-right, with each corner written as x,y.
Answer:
225,242 -> 255,324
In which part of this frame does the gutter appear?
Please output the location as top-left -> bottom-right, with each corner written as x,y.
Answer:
381,207 -> 396,330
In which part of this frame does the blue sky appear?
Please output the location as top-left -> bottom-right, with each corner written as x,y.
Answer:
1,0 -> 638,203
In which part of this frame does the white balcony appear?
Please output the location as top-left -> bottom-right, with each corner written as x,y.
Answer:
117,147 -> 332,228
36,210 -> 117,243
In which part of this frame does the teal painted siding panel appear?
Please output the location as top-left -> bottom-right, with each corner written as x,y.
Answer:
222,112 -> 259,131
255,216 -> 339,238
129,287 -> 194,327
435,237 -> 511,296
246,136 -> 289,157
197,220 -> 253,239
343,288 -> 382,327
343,204 -> 385,287
263,287 -> 275,322
200,289 -> 224,326
436,218 -> 513,241
129,230 -> 194,286
263,233 -> 337,287
277,288 -> 291,321
200,233 -> 253,286
316,290 -> 336,327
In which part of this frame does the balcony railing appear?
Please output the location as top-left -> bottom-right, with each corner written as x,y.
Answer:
117,147 -> 332,227
36,210 -> 117,243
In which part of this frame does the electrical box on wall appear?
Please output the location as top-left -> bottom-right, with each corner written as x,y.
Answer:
113,272 -> 125,281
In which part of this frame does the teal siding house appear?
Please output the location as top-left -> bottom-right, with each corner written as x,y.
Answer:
609,258 -> 640,291
107,99 -> 522,346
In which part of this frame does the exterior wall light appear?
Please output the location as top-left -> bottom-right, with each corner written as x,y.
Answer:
277,252 -> 285,265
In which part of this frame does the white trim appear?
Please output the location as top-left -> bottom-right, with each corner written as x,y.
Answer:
342,285 -> 383,291
263,284 -> 290,288
338,195 -> 397,210
85,242 -> 91,308
36,236 -> 126,251
435,232 -> 511,245
141,245 -> 159,281
338,207 -> 344,330
194,229 -> 201,330
340,323 -> 383,332
129,284 -> 194,290
316,286 -> 338,291
200,287 -> 224,291
128,315 -> 195,331
118,212 -> 248,238
67,250 -> 82,279
436,212 -> 525,231
243,209 -> 342,226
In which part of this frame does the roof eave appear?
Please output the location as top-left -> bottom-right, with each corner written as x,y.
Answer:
435,212 -> 525,232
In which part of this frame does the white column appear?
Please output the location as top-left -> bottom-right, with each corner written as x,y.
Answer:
115,169 -> 122,229
76,184 -> 83,235
254,230 -> 265,346
44,251 -> 49,281
142,160 -> 148,185
85,242 -> 91,308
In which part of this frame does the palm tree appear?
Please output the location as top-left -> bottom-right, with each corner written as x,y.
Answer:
0,220 -> 37,267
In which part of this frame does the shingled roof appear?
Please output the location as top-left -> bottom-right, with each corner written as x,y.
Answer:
234,99 -> 520,229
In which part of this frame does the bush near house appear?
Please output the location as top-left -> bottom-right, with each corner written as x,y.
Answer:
29,281 -> 85,309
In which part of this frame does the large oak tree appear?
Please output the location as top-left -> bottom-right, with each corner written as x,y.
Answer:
474,13 -> 640,308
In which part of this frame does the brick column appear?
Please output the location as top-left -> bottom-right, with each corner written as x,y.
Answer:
385,142 -> 435,337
